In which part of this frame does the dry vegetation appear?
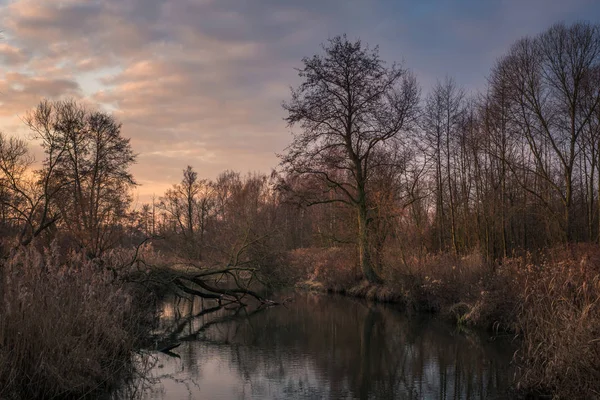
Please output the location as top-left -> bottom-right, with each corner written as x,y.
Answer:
288,247 -> 359,292
0,243 -> 156,400
286,244 -> 600,399
513,246 -> 600,399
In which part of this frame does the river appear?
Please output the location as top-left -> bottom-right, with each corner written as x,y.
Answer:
116,292 -> 515,399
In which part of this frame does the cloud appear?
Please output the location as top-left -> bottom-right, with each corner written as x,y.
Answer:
0,0 -> 598,203
0,73 -> 81,117
0,43 -> 30,66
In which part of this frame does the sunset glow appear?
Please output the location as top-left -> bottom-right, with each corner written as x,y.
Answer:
0,0 -> 598,204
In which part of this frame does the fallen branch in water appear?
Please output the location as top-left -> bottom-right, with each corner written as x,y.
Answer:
123,237 -> 278,307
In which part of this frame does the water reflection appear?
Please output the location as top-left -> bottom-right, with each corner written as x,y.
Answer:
128,292 -> 514,399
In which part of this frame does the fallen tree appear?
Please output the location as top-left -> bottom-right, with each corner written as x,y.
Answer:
120,235 -> 280,308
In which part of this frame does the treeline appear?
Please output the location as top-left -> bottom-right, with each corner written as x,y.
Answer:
133,22 -> 600,276
2,22 -> 599,272
135,169 -> 282,276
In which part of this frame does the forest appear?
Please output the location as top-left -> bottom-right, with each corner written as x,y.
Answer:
0,20 -> 599,399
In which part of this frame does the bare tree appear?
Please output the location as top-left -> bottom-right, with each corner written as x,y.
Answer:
25,99 -> 137,257
422,77 -> 466,253
0,133 -> 62,249
493,22 -> 600,241
158,166 -> 213,260
280,35 -> 420,283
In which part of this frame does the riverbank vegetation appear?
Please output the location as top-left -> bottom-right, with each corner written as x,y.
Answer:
0,245 -> 156,399
1,20 -> 600,400
286,245 -> 600,398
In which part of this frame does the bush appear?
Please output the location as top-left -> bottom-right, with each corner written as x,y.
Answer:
379,250 -> 492,312
0,243 -> 154,399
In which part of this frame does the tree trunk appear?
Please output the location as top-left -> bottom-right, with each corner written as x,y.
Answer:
357,202 -> 381,284
565,169 -> 573,242
436,150 -> 445,251
447,145 -> 458,254
597,153 -> 600,244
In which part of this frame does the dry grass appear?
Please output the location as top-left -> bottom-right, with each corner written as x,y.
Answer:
345,281 -> 404,303
287,247 -> 495,310
512,246 -> 600,399
0,243 -> 155,399
383,251 -> 490,308
287,247 -> 360,291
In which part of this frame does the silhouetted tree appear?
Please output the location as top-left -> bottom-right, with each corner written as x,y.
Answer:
25,99 -> 136,257
280,35 -> 419,283
422,77 -> 466,253
491,22 -> 600,241
158,166 -> 213,259
0,133 -> 60,248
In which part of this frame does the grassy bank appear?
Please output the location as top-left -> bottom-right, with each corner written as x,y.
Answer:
287,245 -> 600,399
0,243 -> 156,400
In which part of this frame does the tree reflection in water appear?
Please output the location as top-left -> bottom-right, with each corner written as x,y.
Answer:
121,292 -> 514,400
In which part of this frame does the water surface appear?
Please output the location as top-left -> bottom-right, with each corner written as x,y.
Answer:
127,292 -> 515,399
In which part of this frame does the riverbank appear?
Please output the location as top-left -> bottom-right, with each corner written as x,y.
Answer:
0,244 -> 157,400
2,241 -> 597,399
287,245 -> 600,399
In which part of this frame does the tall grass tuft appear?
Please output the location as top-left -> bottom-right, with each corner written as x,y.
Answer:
513,246 -> 600,399
0,242 -> 154,399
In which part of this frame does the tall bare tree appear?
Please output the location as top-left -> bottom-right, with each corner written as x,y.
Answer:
493,22 -> 600,241
280,35 -> 419,283
422,77 -> 466,253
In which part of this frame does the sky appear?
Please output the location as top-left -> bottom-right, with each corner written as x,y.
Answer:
0,0 -> 599,206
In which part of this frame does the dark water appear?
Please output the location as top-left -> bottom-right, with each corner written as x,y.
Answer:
123,292 -> 515,400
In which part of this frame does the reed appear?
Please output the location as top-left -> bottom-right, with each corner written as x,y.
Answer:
0,243 -> 155,399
